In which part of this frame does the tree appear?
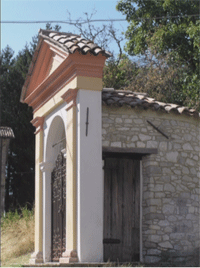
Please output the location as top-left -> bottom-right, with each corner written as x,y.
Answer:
0,23 -> 63,211
66,9 -> 124,59
116,0 -> 200,110
0,45 -> 35,211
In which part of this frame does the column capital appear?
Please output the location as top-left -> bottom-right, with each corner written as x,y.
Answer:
39,162 -> 54,173
31,116 -> 45,134
61,148 -> 67,158
61,89 -> 79,111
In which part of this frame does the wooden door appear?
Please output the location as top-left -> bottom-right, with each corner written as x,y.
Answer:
51,152 -> 66,262
103,157 -> 140,262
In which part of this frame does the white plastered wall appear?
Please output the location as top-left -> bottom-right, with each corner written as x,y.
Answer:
77,89 -> 103,262
41,102 -> 67,262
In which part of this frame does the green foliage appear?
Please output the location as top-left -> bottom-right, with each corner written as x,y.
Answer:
103,55 -> 138,89
0,45 -> 35,211
116,0 -> 200,110
1,206 -> 34,228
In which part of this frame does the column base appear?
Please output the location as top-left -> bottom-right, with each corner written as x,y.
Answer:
59,250 -> 78,263
29,251 -> 43,264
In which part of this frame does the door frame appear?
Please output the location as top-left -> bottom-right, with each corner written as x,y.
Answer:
102,146 -> 157,263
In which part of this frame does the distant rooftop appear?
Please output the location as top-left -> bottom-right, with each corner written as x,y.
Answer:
102,89 -> 200,118
0,127 -> 15,139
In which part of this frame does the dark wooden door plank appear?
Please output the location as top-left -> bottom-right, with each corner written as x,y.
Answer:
103,157 -> 140,262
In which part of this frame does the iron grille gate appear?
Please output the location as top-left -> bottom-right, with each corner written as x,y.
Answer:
51,152 -> 66,262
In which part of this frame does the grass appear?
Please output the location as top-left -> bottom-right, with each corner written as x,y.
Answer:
1,207 -> 34,267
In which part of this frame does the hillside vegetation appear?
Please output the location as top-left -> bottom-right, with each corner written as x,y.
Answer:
1,207 -> 34,267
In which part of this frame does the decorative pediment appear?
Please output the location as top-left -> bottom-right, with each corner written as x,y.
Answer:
21,29 -> 111,113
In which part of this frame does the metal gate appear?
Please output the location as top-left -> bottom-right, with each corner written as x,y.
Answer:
51,152 -> 66,262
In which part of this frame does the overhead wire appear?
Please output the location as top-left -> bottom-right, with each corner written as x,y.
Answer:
0,14 -> 199,24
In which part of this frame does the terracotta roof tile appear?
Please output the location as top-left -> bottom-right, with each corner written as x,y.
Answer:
39,29 -> 112,58
102,89 -> 200,119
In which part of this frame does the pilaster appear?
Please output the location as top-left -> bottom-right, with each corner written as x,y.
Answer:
29,116 -> 44,264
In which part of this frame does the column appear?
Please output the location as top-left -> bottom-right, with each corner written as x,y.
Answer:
40,161 -> 54,262
29,116 -> 44,264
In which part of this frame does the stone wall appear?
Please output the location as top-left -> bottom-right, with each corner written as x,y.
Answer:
102,105 -> 200,264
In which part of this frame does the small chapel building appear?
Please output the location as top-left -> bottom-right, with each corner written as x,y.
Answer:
21,29 -> 200,265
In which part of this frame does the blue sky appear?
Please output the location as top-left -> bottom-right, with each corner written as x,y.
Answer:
1,0 -> 129,56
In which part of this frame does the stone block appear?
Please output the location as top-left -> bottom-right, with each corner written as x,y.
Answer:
164,183 -> 175,192
166,152 -> 178,162
186,158 -> 195,166
168,215 -> 177,222
115,117 -> 123,123
102,140 -> 109,146
144,241 -> 157,249
131,136 -> 138,141
162,204 -> 174,214
183,143 -> 193,150
158,241 -> 173,249
163,234 -> 169,241
147,198 -> 161,206
162,167 -> 171,174
143,191 -> 154,199
186,214 -> 197,220
155,192 -> 165,198
102,117 -> 113,123
110,141 -> 121,147
147,141 -> 158,148
182,166 -> 189,174
144,256 -> 161,263
118,127 -> 130,131
159,141 -> 168,151
137,141 -> 145,148
158,220 -> 170,227
150,235 -> 162,243
124,118 -> 132,123
133,119 -> 143,124
147,249 -> 161,255
164,227 -> 173,233
146,166 -> 162,174
139,133 -> 151,141
170,233 -> 185,240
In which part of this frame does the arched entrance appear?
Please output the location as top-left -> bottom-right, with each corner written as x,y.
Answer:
42,114 -> 67,262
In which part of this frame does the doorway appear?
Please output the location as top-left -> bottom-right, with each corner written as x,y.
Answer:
103,157 -> 140,262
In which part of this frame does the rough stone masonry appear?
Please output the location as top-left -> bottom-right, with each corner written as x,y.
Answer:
102,105 -> 200,264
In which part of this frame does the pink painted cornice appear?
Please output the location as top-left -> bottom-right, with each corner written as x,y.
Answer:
31,116 -> 45,134
21,38 -> 107,113
61,88 -> 79,111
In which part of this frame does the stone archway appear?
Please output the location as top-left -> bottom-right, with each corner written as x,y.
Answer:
41,115 -> 66,262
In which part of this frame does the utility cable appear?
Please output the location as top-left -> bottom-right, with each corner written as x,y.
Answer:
0,14 -> 199,24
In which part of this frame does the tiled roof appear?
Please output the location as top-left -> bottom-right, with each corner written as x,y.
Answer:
39,29 -> 112,58
0,127 -> 15,139
102,89 -> 200,118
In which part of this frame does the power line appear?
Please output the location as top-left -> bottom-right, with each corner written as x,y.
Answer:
0,14 -> 199,24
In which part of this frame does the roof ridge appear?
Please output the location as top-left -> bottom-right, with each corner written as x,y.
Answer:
102,89 -> 200,118
39,29 -> 112,58
39,28 -> 80,37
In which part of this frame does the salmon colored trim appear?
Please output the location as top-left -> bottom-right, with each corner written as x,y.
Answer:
62,88 -> 79,111
22,45 -> 107,113
31,116 -> 45,134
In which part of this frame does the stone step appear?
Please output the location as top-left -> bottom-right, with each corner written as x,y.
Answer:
23,262 -> 140,267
